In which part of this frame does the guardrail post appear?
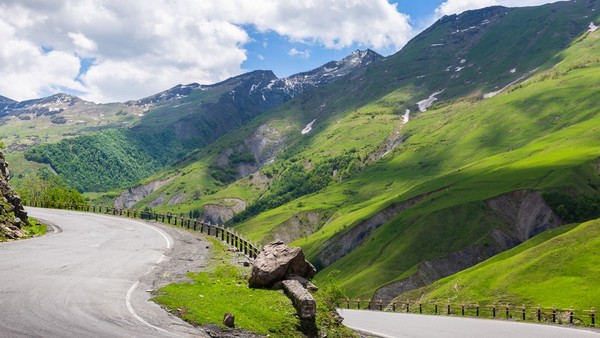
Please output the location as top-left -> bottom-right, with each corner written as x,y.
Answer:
367,299 -> 372,310
357,299 -> 361,309
406,301 -> 409,313
493,305 -> 496,318
476,304 -> 479,317
522,305 -> 526,321
447,303 -> 450,315
419,303 -> 422,314
537,306 -> 541,321
347,299 -> 350,309
434,304 -> 438,315
378,299 -> 383,311
592,308 -> 596,326
552,307 -> 556,323
392,302 -> 397,312
506,304 -> 510,319
569,308 -> 573,324
461,304 -> 465,316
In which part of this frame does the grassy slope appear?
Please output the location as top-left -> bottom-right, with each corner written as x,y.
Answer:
115,3 -> 600,300
134,2 -> 597,215
237,26 -> 600,299
401,218 -> 600,309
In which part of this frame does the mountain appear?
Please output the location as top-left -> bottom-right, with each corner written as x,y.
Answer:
17,49 -> 381,192
108,0 -> 600,302
0,95 -> 15,112
6,0 -> 600,303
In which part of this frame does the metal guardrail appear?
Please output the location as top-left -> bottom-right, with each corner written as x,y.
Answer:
345,298 -> 597,327
23,200 -> 261,259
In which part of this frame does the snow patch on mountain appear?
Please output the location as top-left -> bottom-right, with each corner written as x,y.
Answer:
484,73 -> 529,99
402,109 -> 410,124
417,91 -> 444,112
301,119 -> 316,135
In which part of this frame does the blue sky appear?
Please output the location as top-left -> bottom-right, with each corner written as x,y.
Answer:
0,0 -> 561,103
242,0 -> 449,78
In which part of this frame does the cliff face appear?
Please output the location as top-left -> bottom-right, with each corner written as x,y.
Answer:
0,152 -> 29,239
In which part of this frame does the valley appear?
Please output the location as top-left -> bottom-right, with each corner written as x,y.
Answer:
2,0 -> 600,311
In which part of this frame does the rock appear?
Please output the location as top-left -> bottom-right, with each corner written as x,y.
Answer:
281,280 -> 316,319
0,151 -> 28,238
287,274 -> 319,292
223,313 -> 235,328
248,240 -> 316,288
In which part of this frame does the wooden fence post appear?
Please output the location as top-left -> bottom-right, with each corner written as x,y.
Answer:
552,307 -> 556,323
592,308 -> 596,326
537,306 -> 541,321
569,308 -> 574,324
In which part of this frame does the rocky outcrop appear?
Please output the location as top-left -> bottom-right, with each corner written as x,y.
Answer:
315,189 -> 444,268
114,177 -> 175,209
249,240 -> 316,289
269,211 -> 327,244
201,198 -> 247,224
373,189 -> 563,303
0,152 -> 29,239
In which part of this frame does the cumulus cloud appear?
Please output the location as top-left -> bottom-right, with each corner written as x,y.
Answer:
0,0 -> 413,103
435,0 -> 563,16
68,32 -> 97,52
288,48 -> 311,59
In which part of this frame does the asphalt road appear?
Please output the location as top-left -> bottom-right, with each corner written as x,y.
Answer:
0,207 -> 210,338
339,309 -> 600,338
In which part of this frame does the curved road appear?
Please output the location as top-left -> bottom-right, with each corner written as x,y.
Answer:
339,309 -> 600,338
0,207 -> 209,338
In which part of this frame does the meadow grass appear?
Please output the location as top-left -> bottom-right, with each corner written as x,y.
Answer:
402,219 -> 600,309
152,238 -> 302,337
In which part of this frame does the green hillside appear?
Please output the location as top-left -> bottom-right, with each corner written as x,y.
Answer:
100,1 -> 600,301
9,1 -> 600,304
400,218 -> 600,309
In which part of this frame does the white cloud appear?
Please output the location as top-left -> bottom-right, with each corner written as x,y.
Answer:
288,48 -> 311,59
435,0 -> 563,16
0,0 -> 408,102
68,32 -> 97,52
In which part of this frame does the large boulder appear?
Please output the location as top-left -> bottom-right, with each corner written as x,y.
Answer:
248,240 -> 316,288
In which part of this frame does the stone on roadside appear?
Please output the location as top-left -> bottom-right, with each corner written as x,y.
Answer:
223,313 -> 235,328
248,240 -> 316,288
